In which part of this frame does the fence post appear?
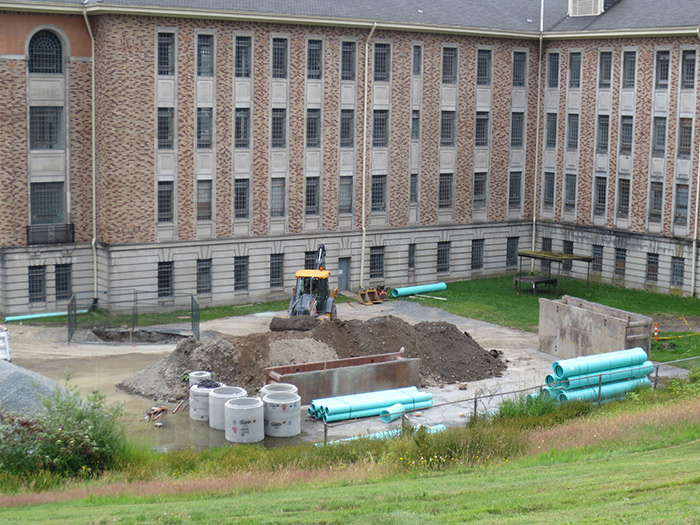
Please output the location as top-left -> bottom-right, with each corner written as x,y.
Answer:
653,364 -> 660,389
323,422 -> 328,445
473,396 -> 478,420
598,374 -> 603,405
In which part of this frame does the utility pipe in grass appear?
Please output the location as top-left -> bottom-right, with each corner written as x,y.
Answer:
391,283 -> 447,298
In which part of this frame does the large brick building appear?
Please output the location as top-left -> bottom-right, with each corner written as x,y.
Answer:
1,0 -> 700,315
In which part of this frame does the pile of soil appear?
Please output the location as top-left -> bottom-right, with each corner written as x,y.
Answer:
118,316 -> 506,402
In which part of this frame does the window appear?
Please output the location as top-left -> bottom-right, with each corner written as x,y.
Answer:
646,253 -> 659,282
567,113 -> 579,150
235,108 -> 250,148
649,181 -> 663,223
304,251 -> 317,269
307,39 -> 322,79
596,114 -> 610,153
592,245 -> 603,273
655,50 -> 670,89
374,43 -> 390,82
563,240 -> 574,271
408,244 -> 416,269
471,239 -> 484,270
675,184 -> 689,225
594,176 -> 607,216
30,182 -> 64,224
437,241 -> 451,273
340,109 -> 354,147
512,51 -> 527,87
622,51 -> 636,89
511,112 -> 524,148
475,112 -> 489,147
196,107 -> 212,149
598,51 -> 612,88
678,118 -> 693,158
439,173 -> 453,209
234,178 -> 249,219
371,174 -> 386,212
369,246 -> 385,279
196,179 -> 212,221
28,30 -> 62,74
671,257 -> 685,287
234,256 -> 249,291
477,49 -> 492,86
615,248 -> 626,277
620,116 -> 633,154
270,254 -> 284,288
28,265 -> 46,303
272,38 -> 288,79
543,172 -> 555,209
196,259 -> 212,294
305,177 -> 319,215
442,47 -> 457,84
373,110 -> 389,147
29,107 -> 63,150
506,237 -> 519,268
306,108 -> 321,148
682,50 -> 696,89
546,113 -> 557,148
339,176 -> 353,213
235,36 -> 251,78
617,178 -> 630,218
157,261 -> 174,297
271,108 -> 286,148
197,34 -> 213,77
270,178 -> 285,217
569,52 -> 581,88
652,117 -> 666,157
157,107 -> 174,150
157,181 -> 173,222
157,32 -> 174,76
547,52 -> 559,88
542,237 -> 552,272
473,172 -> 487,209
341,41 -> 356,81
410,173 -> 418,204
440,111 -> 455,147
565,173 -> 576,211
55,263 -> 72,301
412,45 -> 422,76
411,110 -> 420,140
508,172 -> 521,209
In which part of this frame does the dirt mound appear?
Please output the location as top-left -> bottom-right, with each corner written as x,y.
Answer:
119,316 -> 506,402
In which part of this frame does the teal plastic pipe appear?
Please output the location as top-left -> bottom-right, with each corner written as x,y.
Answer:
324,392 -> 433,415
558,377 -> 651,404
380,403 -> 405,423
553,348 -> 648,379
323,400 -> 433,423
562,361 -> 654,390
540,386 -> 562,400
310,387 -> 424,416
311,387 -> 419,412
391,282 -> 446,298
317,424 -> 447,446
5,310 -> 88,322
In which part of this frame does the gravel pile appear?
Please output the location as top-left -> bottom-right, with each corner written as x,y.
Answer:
0,360 -> 64,416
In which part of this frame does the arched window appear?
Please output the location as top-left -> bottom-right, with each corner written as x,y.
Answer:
28,30 -> 63,74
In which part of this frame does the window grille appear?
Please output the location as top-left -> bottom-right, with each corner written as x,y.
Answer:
304,251 -> 317,270
373,110 -> 388,147
506,237 -> 519,268
512,51 -> 526,87
413,45 -> 422,76
306,109 -> 321,148
270,178 -> 285,216
510,112 -> 524,148
598,51 -> 612,88
197,34 -> 214,77
567,114 -> 579,150
620,116 -> 633,154
234,256 -> 249,291
307,39 -> 322,79
271,108 -> 286,148
508,172 -> 521,209
442,47 -> 457,84
542,237 -> 552,272
437,241 -> 451,273
272,38 -> 288,79
594,177 -> 607,215
546,113 -> 557,148
615,248 -> 626,277
29,265 -> 46,303
678,118 -> 693,158
55,263 -> 72,301
547,52 -> 559,88
649,181 -> 663,223
196,180 -> 212,221
29,106 -> 63,150
682,50 -> 696,89
565,173 -> 577,210
158,261 -> 174,297
675,184 -> 689,225
234,179 -> 249,219
475,112 -> 489,147
438,173 -> 453,209
235,108 -> 250,148
197,107 -> 213,149
374,43 -> 390,82
597,115 -> 609,153
646,253 -> 659,282
440,111 -> 455,147
158,32 -> 175,76
339,176 -> 353,213
158,107 -> 174,150
617,178 -> 630,217
563,240 -> 573,271
592,245 -> 604,273
235,36 -> 251,78
473,172 -> 487,209
341,41 -> 356,81
408,244 -> 416,269
652,117 -> 666,157
371,174 -> 386,212
543,172 -> 555,209
411,110 -> 420,140
340,109 -> 354,147
28,30 -> 62,74
305,177 -> 319,215
196,259 -> 212,294
569,52 -> 581,88
477,49 -> 492,85
655,50 -> 670,89
671,257 -> 685,287
157,181 -> 174,222
471,239 -> 484,270
409,173 -> 418,204
369,246 -> 384,279
30,182 -> 64,224
622,51 -> 636,89
270,254 -> 284,288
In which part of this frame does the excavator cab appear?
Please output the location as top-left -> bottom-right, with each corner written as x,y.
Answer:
288,246 -> 338,320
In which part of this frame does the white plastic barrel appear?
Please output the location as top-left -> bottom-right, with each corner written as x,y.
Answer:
263,391 -> 301,438
209,386 -> 247,430
224,397 -> 264,443
260,382 -> 298,397
189,383 -> 219,422
189,370 -> 211,388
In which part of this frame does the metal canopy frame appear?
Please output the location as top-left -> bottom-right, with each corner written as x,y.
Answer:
515,250 -> 594,295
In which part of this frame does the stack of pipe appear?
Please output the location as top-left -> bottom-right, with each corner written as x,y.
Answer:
536,348 -> 653,404
308,386 -> 433,423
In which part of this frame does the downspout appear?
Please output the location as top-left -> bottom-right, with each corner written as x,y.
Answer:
530,0 -> 545,263
83,2 -> 98,308
690,27 -> 700,297
359,22 -> 377,289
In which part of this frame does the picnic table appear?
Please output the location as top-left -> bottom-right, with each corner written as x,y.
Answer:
514,250 -> 593,295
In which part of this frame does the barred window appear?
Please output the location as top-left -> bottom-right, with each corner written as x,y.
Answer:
197,34 -> 214,77
569,52 -> 581,88
646,253 -> 659,282
615,248 -> 626,277
594,176 -> 607,216
157,32 -> 175,76
597,114 -> 609,153
30,182 -> 64,224
30,106 -> 63,150
196,107 -> 213,149
508,172 -> 521,209
157,181 -> 173,223
369,246 -> 384,279
543,172 -> 555,209
270,254 -> 284,288
29,30 -> 63,74
271,108 -> 286,148
477,49 -> 492,86
563,240 -> 574,271
546,113 -> 557,149
235,36 -> 251,78
340,109 -> 354,147
682,50 -> 696,89
442,47 -> 457,84
304,251 -> 317,270
55,263 -> 72,301
671,256 -> 685,287
307,39 -> 322,79
234,178 -> 249,219
371,174 -> 386,212
235,108 -> 250,149
675,184 -> 689,225
547,52 -> 559,88
440,111 -> 455,147
565,173 -> 577,211
622,51 -> 636,89
339,176 -> 353,214
438,173 -> 453,209
374,43 -> 390,82
234,256 -> 249,291
592,245 -> 604,273
510,112 -> 524,148
473,172 -> 487,209
617,178 -> 630,218
655,50 -> 670,89
305,177 -> 319,215
678,118 -> 693,158
157,107 -> 174,150
196,259 -> 212,294
157,261 -> 174,297
412,45 -> 422,76
196,179 -> 212,221
437,241 -> 451,273
649,181 -> 664,223
567,113 -> 579,150
598,51 -> 612,88
652,117 -> 666,157
272,38 -> 288,79
471,239 -> 484,270
270,178 -> 285,217
506,237 -> 519,268
341,41 -> 356,81
620,116 -> 633,154
306,109 -> 321,148
512,51 -> 526,87
410,173 -> 418,204
411,110 -> 420,140
475,112 -> 489,147
28,265 -> 46,303
408,244 -> 416,269
373,110 -> 389,147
